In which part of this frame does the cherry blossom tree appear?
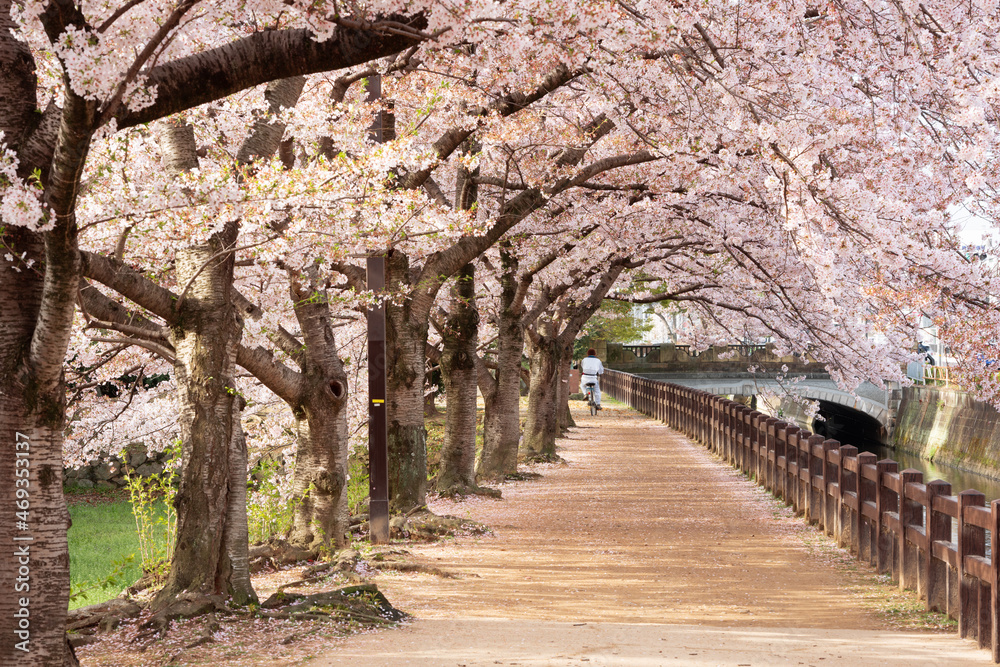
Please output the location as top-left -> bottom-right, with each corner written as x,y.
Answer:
4,1 -> 1000,664
0,2 -> 424,662
473,226 -> 601,478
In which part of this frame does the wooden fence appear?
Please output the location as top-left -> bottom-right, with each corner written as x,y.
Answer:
923,364 -> 955,387
602,369 -> 1000,662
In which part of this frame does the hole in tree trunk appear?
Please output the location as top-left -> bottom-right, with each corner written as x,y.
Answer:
328,380 -> 346,399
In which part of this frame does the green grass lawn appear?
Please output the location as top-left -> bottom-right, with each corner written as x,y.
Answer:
67,494 -> 144,610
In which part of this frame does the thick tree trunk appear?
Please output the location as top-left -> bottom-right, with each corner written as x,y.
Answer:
236,273 -> 351,554
154,230 -> 256,608
478,336 -> 522,478
521,333 -> 564,459
0,233 -> 76,666
222,409 -> 253,601
288,387 -> 349,550
286,274 -> 351,551
0,25 -> 94,658
436,264 -> 479,492
556,355 -> 576,430
384,251 -> 429,511
477,253 -> 523,481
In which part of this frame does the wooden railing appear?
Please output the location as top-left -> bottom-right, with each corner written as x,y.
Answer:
602,369 -> 1000,663
923,364 -> 955,387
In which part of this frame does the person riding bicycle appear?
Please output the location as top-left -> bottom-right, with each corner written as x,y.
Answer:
579,348 -> 604,410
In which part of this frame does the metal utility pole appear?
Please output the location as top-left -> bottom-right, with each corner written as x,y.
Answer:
367,256 -> 390,543
366,72 -> 390,543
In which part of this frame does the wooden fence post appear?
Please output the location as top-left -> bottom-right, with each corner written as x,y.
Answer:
788,429 -> 802,514
822,439 -> 840,537
677,387 -> 683,430
702,393 -> 710,444
924,479 -> 951,614
898,469 -> 923,594
742,408 -> 753,475
688,390 -> 695,438
698,392 -> 706,443
957,489 -> 986,642
857,452 -> 878,567
838,445 -> 858,551
719,400 -> 733,462
806,434 -> 825,525
875,459 -> 899,576
712,397 -> 721,453
778,425 -> 797,504
764,418 -> 778,492
681,389 -> 688,435
671,386 -> 678,428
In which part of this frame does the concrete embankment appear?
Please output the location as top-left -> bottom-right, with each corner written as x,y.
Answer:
894,386 -> 1000,480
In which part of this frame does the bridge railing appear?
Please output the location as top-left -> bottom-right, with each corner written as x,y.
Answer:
923,364 -> 956,387
602,368 -> 1000,663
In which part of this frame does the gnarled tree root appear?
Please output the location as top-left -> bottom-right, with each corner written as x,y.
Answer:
501,471 -> 543,481
435,482 -> 503,500
67,598 -> 145,650
248,537 -> 319,572
259,583 -> 407,625
133,593 -> 231,648
521,452 -> 566,464
388,509 -> 491,541
274,549 -> 364,593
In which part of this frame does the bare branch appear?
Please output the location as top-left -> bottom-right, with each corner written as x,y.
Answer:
89,336 -> 177,363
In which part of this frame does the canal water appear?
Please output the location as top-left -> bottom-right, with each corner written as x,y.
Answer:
783,399 -> 1000,503
861,442 -> 1000,504
772,398 -> 1000,502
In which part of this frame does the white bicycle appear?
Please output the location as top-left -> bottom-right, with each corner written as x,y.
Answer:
584,382 -> 599,415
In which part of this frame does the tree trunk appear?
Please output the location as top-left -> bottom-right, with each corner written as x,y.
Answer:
222,407 -> 253,601
0,29 -> 94,659
0,233 -> 77,666
436,264 -> 479,492
235,273 -> 351,555
288,385 -> 349,550
521,264 -> 625,457
154,229 -> 256,608
521,332 -> 564,459
424,387 -> 440,416
477,251 -> 523,481
384,250 -> 429,511
286,273 -> 351,551
556,354 -> 575,430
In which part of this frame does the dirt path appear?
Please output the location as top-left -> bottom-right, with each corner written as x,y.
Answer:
308,403 -> 990,666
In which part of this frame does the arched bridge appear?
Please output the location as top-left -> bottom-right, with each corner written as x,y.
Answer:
599,342 -> 899,441
641,376 -> 896,442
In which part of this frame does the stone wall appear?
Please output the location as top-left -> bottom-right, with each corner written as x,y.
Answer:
63,443 -> 174,491
893,386 -> 1000,480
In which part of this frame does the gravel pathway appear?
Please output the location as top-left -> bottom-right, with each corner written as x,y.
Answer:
308,402 -> 991,666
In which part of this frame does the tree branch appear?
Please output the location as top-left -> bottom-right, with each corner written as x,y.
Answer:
80,251 -> 178,323
89,336 -> 177,363
115,16 -> 427,130
236,344 -> 303,402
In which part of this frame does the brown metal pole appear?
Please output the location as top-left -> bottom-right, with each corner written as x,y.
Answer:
365,73 -> 391,544
367,256 -> 390,544
366,73 -> 384,142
